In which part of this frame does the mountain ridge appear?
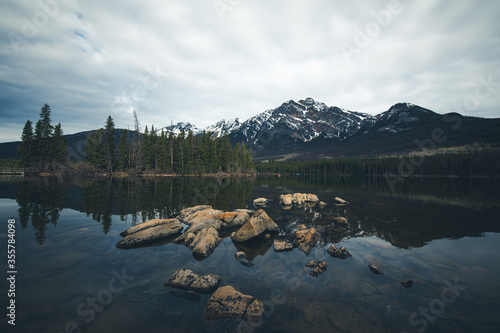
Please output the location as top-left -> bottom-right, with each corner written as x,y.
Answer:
1,98 -> 499,161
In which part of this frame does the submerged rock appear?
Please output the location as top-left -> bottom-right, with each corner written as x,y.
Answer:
327,244 -> 351,259
116,220 -> 183,249
203,285 -> 264,320
239,259 -> 255,267
231,209 -> 278,243
273,239 -> 293,252
164,269 -> 221,294
368,264 -> 384,275
167,289 -> 201,302
295,228 -> 320,255
400,279 -> 414,288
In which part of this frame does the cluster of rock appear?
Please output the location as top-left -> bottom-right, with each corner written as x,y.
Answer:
273,239 -> 293,252
279,193 -> 326,208
306,260 -> 327,277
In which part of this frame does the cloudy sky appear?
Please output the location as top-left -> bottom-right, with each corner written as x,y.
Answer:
1,0 -> 499,143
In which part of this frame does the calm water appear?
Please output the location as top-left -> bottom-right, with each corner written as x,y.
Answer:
1,176 -> 500,333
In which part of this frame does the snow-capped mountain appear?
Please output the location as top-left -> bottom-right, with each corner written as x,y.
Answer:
162,98 -> 440,148
153,97 -> 498,159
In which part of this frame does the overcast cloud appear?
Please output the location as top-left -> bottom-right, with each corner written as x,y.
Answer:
1,0 -> 499,142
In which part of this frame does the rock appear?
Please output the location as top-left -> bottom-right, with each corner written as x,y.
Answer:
180,207 -> 224,226
292,193 -> 306,205
273,239 -> 293,252
164,269 -> 221,294
189,274 -> 222,294
178,205 -> 212,221
327,244 -> 351,259
239,259 -> 255,267
332,217 -> 348,225
368,264 -> 384,275
295,228 -> 320,255
164,269 -> 199,290
253,198 -> 268,205
334,197 -> 349,205
231,209 -> 278,242
191,228 -> 220,258
306,193 -> 319,203
306,260 -> 327,277
245,299 -> 265,323
115,220 -> 183,249
119,218 -> 180,237
279,194 -> 293,206
318,201 -> 327,208
203,285 -> 261,320
213,211 -> 250,228
400,279 -> 414,288
234,251 -> 246,260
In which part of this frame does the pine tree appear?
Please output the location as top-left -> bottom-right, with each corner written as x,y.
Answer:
51,123 -> 67,164
117,129 -> 130,171
19,120 -> 34,167
104,116 -> 115,173
84,129 -> 106,169
39,103 -> 53,139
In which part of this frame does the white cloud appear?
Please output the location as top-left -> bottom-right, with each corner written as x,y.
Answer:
1,0 -> 499,142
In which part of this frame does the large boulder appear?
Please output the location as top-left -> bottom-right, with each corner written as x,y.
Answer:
116,220 -> 183,249
231,209 -> 278,243
164,269 -> 221,294
119,218 -> 180,237
203,285 -> 264,320
295,228 -> 320,255
190,228 -> 221,259
179,206 -> 224,226
213,211 -> 250,228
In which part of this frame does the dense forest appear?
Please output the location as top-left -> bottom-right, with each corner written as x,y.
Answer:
256,150 -> 500,178
84,113 -> 254,174
16,106 -> 254,175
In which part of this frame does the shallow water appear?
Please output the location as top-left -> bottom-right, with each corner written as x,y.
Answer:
1,176 -> 500,332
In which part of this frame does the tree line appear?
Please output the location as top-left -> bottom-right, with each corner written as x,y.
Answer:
255,150 -> 500,177
18,104 -> 68,169
84,114 -> 255,174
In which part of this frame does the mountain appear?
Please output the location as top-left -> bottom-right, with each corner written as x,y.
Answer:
2,98 -> 499,162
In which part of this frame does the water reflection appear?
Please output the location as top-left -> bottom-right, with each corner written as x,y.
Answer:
8,176 -> 500,249
16,179 -> 66,245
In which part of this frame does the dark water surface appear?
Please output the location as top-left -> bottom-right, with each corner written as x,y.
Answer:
1,176 -> 500,333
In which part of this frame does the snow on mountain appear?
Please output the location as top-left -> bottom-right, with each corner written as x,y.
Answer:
161,98 -> 435,150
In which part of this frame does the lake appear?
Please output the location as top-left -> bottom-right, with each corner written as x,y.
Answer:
1,175 -> 500,332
